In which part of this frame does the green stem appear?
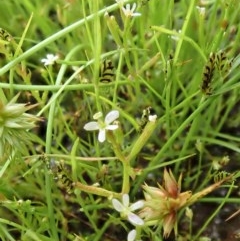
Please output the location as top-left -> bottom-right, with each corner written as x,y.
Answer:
107,131 -> 130,194
74,182 -> 121,198
173,0 -> 197,64
44,45 -> 83,240
127,120 -> 158,162
192,180 -> 235,241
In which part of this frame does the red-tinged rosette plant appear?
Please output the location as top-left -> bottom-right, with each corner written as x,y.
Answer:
139,168 -> 192,237
139,168 -> 233,238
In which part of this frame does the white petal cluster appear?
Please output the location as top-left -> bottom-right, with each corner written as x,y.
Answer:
41,54 -> 59,66
116,1 -> 141,17
112,194 -> 144,226
84,110 -> 119,142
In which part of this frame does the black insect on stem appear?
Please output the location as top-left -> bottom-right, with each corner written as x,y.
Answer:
215,50 -> 232,77
201,52 -> 216,95
99,59 -> 115,97
138,106 -> 155,133
99,59 -> 115,83
56,164 -> 75,193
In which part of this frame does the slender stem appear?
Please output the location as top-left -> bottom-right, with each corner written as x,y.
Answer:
74,182 -> 121,198
107,131 -> 130,193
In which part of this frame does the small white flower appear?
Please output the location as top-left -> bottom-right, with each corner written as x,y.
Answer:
112,194 -> 144,226
171,30 -> 182,41
84,110 -> 119,143
128,229 -> 142,241
196,6 -> 206,17
148,114 -> 157,122
121,3 -> 141,17
41,54 -> 59,66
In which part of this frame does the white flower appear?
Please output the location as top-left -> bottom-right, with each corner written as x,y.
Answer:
83,110 -> 119,143
112,194 -> 144,226
128,229 -> 142,241
41,54 -> 59,66
171,30 -> 182,42
196,6 -> 206,17
121,3 -> 141,17
148,114 -> 157,122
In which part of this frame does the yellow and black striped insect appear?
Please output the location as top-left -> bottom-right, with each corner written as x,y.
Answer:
201,52 -> 216,95
138,106 -> 155,133
201,50 -> 233,95
0,28 -> 13,42
215,50 -> 232,77
99,59 -> 115,83
55,164 -> 75,193
0,28 -> 20,59
45,159 -> 74,194
99,59 -> 115,96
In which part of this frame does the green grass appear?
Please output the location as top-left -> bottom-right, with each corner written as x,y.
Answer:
0,0 -> 240,240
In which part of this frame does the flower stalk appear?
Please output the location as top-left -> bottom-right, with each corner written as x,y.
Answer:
107,130 -> 131,194
127,119 -> 157,162
74,181 -> 121,199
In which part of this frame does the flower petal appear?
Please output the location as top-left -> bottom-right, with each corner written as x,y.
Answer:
105,124 -> 118,130
128,229 -> 137,241
105,110 -> 119,125
83,122 -> 99,131
112,198 -> 125,212
128,212 -> 144,226
148,114 -> 157,122
132,12 -> 142,17
98,129 -> 106,142
163,212 -> 176,238
122,194 -> 129,207
131,3 -> 137,12
130,200 -> 144,211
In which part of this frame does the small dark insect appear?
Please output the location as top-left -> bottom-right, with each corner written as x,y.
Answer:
0,28 -> 15,58
99,59 -> 115,83
44,157 -> 74,194
56,164 -> 75,193
138,107 -> 155,133
201,52 -> 216,95
215,50 -> 232,76
0,28 -> 12,41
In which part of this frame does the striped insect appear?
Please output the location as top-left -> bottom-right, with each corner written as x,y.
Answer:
0,28 -> 12,42
0,28 -> 14,58
0,28 -> 21,60
99,59 -> 115,96
46,159 -> 74,194
55,164 -> 75,193
138,106 -> 156,133
215,50 -> 232,77
99,59 -> 115,83
201,52 -> 216,95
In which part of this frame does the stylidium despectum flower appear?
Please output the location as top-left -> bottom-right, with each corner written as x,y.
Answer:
41,54 -> 59,66
83,110 -> 119,143
112,193 -> 144,226
128,229 -> 142,241
119,2 -> 141,17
